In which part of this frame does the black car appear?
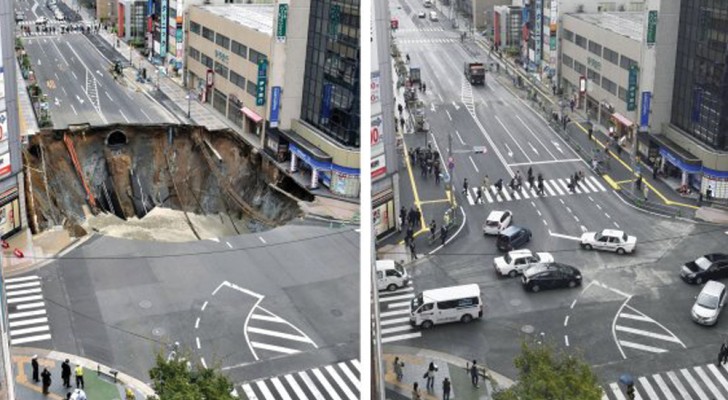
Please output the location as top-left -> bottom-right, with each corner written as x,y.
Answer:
680,253 -> 728,284
496,226 -> 531,252
521,263 -> 582,292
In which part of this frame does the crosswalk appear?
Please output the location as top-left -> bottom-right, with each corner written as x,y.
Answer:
614,305 -> 686,356
604,362 -> 728,400
397,38 -> 458,44
5,275 -> 52,346
377,286 -> 421,344
463,175 -> 608,206
245,305 -> 319,359
397,27 -> 445,32
240,359 -> 360,400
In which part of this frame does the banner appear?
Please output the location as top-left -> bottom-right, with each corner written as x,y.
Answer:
640,91 -> 651,129
276,4 -> 288,42
270,86 -> 281,127
160,0 -> 168,57
627,65 -> 638,111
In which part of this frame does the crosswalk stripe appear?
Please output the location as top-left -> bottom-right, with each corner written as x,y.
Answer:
578,181 -> 590,193
614,325 -> 683,343
9,325 -> 49,336
618,340 -> 667,353
16,302 -> 45,310
652,374 -> 677,400
380,317 -> 410,326
591,176 -> 607,191
546,180 -> 561,195
667,370 -> 693,400
338,362 -> 360,388
269,377 -> 293,400
708,364 -> 728,394
519,186 -> 530,199
680,368 -> 708,400
8,309 -> 46,319
379,286 -> 414,296
250,342 -> 300,354
9,317 -> 48,328
573,181 -> 583,193
584,178 -> 599,192
387,301 -> 410,308
242,384 -> 258,400
610,382 -> 627,400
8,295 -> 43,304
6,281 -> 41,290
619,312 -> 653,322
381,325 -> 414,334
299,370 -> 326,399
7,288 -> 42,297
693,366 -> 723,400
351,360 -> 360,372
325,365 -> 357,400
638,376 -> 660,400
501,189 -> 512,201
381,332 -> 421,343
311,368 -> 342,400
465,190 -> 474,205
511,190 -> 521,200
483,189 -> 493,203
379,293 -> 414,302
5,276 -> 39,283
490,187 -> 503,202
10,334 -> 52,345
283,374 -> 309,400
251,314 -> 285,323
380,309 -> 409,317
247,327 -> 313,343
557,179 -> 571,194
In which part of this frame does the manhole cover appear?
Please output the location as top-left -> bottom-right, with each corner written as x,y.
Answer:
139,300 -> 152,309
331,309 -> 342,317
152,328 -> 165,337
521,325 -> 535,334
510,299 -> 522,307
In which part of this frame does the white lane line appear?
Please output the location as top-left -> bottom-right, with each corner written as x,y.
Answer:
9,317 -> 48,328
200,357 -> 207,369
104,91 -> 113,101
573,215 -> 580,223
9,325 -> 49,336
693,366 -> 723,400
226,242 -> 233,248
5,282 -> 41,290
201,301 -> 208,311
618,340 -> 667,353
619,312 -> 654,322
247,327 -> 314,343
6,288 -> 42,297
652,374 -> 677,400
284,374 -> 308,399
580,225 -> 588,233
299,371 -> 326,400
270,377 -> 293,400
380,332 -> 422,343
564,335 -> 569,347
7,295 -> 44,304
5,276 -> 39,283
325,365 -> 358,400
10,334 -> 52,345
339,361 -> 361,387
570,299 -> 577,309
380,309 -> 410,318
250,342 -> 300,354
596,203 -> 602,210
446,110 -> 452,121
495,116 -> 532,163
680,368 -> 709,400
140,108 -> 152,122
196,337 -> 201,349
536,209 -> 542,216
564,316 -> 569,327
565,207 -> 572,213
605,213 -> 611,219
379,293 -> 414,302
119,109 -> 130,123
614,221 -> 620,228
516,115 -> 558,159
638,376 -> 660,400
549,232 -> 582,241
195,317 -> 200,329
455,131 -> 465,145
469,156 -> 479,173
259,237 -> 267,244
609,383 -> 627,400
542,219 -> 548,226
71,71 -> 78,80
70,104 -> 78,115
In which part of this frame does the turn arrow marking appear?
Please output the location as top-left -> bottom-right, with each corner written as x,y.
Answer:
528,142 -> 539,155
504,143 -> 513,157
551,140 -> 564,154
452,101 -> 460,110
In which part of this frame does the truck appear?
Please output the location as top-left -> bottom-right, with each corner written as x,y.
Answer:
464,62 -> 486,85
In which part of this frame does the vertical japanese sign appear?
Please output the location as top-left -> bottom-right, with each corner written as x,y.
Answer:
276,4 -> 288,43
270,86 -> 281,127
640,91 -> 651,128
549,0 -> 558,51
627,65 -> 638,111
256,59 -> 268,106
175,0 -> 183,63
646,10 -> 657,46
160,0 -> 168,57
534,0 -> 543,65
0,16 -> 11,179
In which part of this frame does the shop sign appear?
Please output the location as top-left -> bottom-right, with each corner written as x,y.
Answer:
534,0 -> 543,65
371,154 -> 387,179
270,86 -> 281,127
206,69 -> 214,87
371,71 -> 380,105
627,65 -> 638,111
175,16 -> 183,60
214,49 -> 229,64
371,114 -> 384,157
160,0 -> 168,56
256,59 -> 268,106
0,153 -> 10,179
640,91 -> 651,129
373,202 -> 391,236
647,11 -> 657,46
0,198 -> 20,238
276,4 -> 288,42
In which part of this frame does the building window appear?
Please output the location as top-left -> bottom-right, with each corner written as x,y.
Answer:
230,70 -> 246,90
215,34 -> 230,50
574,60 -> 586,75
620,55 -> 637,70
603,47 -> 619,65
587,69 -> 601,84
190,22 -> 200,35
575,34 -> 587,49
618,86 -> 628,102
231,40 -> 247,59
214,62 -> 229,80
189,47 -> 200,62
200,53 -> 213,68
213,88 -> 227,116
588,41 -> 602,57
562,54 -> 574,69
202,27 -> 215,42
246,80 -> 257,97
562,29 -> 574,42
601,77 -> 617,95
249,49 -> 267,66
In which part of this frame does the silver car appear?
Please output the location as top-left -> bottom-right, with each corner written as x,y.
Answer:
691,280 -> 727,326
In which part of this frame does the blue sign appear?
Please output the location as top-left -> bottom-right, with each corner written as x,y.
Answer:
640,91 -> 651,128
148,0 -> 154,15
270,86 -> 281,127
659,148 -> 702,174
256,59 -> 268,106
321,84 -> 333,124
692,88 -> 703,122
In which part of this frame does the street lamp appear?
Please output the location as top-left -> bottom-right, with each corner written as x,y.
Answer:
186,90 -> 193,118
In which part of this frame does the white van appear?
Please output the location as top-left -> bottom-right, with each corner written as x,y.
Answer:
409,284 -> 483,329
376,260 -> 410,291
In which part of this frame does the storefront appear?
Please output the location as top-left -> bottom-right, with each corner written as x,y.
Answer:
0,186 -> 22,240
242,107 -> 263,137
373,184 -> 395,239
610,112 -> 634,142
640,134 -> 703,193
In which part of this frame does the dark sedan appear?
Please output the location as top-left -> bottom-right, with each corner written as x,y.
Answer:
521,263 -> 582,293
680,254 -> 728,284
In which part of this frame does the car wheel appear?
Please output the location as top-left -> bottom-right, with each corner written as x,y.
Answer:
531,285 -> 540,293
387,284 -> 398,291
696,277 -> 704,285
508,270 -> 518,278
616,248 -> 626,255
421,320 -> 434,329
568,280 -> 577,288
461,314 -> 473,323
584,244 -> 593,250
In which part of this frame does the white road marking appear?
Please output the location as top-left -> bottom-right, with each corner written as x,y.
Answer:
693,366 -> 723,400
7,295 -> 44,304
469,156 -> 479,173
6,282 -> 41,290
247,327 -> 314,343
380,317 -> 410,326
196,337 -> 201,349
507,158 -> 582,167
564,316 -> 569,326
596,204 -> 602,210
387,301 -> 411,308
380,309 -> 410,317
8,317 -> 48,328
140,108 -> 152,122
16,302 -> 45,310
6,288 -> 42,297
614,221 -> 620,228
590,176 -> 607,191
325,365 -> 357,400
573,215 -> 580,222
250,314 -> 285,323
119,109 -> 130,122
707,364 -> 728,394
609,383 -> 627,400
638,376 -> 660,400
312,368 -> 344,400
542,219 -> 548,226
615,326 -> 683,343
284,374 -> 308,399
536,209 -> 541,216
71,70 -> 78,80
381,325 -> 415,335
9,325 -> 49,336
200,357 -> 207,369
570,299 -> 577,309
548,232 -> 581,241
565,207 -> 572,213
446,110 -> 452,121
5,276 -> 39,283
619,312 -> 653,321
104,91 -> 113,101
580,225 -> 587,233
680,368 -> 709,400
379,293 -> 414,302
605,213 -> 611,219
380,332 -> 422,343
547,180 -> 562,195
250,341 -> 300,354
339,361 -> 360,387
564,335 -> 569,347
195,317 -> 200,329
516,115 -> 557,159
226,242 -> 233,248
10,334 -> 52,345
201,301 -> 208,311
455,131 -> 465,145
269,377 -> 293,400
618,340 -> 667,353
259,236 -> 267,244
652,374 -> 677,400
299,371 -> 326,399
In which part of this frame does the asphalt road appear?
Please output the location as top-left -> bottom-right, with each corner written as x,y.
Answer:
383,0 -> 728,396
11,225 -> 359,393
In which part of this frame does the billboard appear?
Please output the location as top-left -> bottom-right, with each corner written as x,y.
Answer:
160,0 -> 168,57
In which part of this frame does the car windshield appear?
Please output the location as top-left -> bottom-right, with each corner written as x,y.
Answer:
486,219 -> 499,226
411,293 -> 423,309
622,233 -> 628,242
504,254 -> 512,264
695,257 -> 712,270
697,292 -> 720,310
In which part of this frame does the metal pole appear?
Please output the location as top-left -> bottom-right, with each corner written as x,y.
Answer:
187,91 -> 191,118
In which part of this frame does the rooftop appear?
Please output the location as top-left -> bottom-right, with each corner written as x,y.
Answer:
568,12 -> 644,41
197,4 -> 275,35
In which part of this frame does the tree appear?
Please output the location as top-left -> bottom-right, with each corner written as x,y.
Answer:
147,351 -> 236,400
493,339 -> 603,400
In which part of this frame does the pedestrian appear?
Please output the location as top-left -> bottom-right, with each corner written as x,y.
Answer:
406,53 -> 410,63
75,364 -> 84,389
509,177 -> 516,193
400,117 -> 406,132
32,354 -> 39,383
495,178 -> 503,193
538,179 -> 544,196
409,148 -> 415,165
440,225 -> 447,245
426,157 -> 433,176
527,167 -> 532,181
62,359 -> 71,388
635,175 -> 642,191
470,360 -> 479,387
442,377 -> 451,400
408,207 -> 416,228
400,207 -> 407,232
393,357 -> 404,381
483,175 -> 490,193
406,225 -> 414,243
429,220 -> 437,240
722,340 -> 728,364
707,183 -> 714,200
434,164 -> 441,185
516,173 -> 523,191
475,186 -> 483,204
423,82 -> 427,93
462,178 -> 469,195
643,186 -> 649,201
425,362 -> 437,390
414,208 -> 422,229
412,382 -> 422,400
528,173 -> 535,189
409,238 -> 417,261
398,103 -> 403,115
569,99 -> 575,112
652,164 -> 658,180
573,172 -> 580,185
588,127 -> 593,141
41,368 -> 51,395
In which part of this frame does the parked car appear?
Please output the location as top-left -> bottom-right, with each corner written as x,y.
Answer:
494,249 -> 554,278
35,16 -> 48,25
580,229 -> 636,254
376,260 -> 410,291
55,12 -> 65,21
496,226 -> 531,252
429,11 -> 438,21
691,280 -> 727,326
483,210 -> 512,235
522,263 -> 582,293
681,254 -> 728,284
418,11 -> 426,18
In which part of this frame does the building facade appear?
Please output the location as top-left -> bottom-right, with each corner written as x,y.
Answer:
493,5 -> 522,50
96,0 -> 118,22
117,0 -> 148,43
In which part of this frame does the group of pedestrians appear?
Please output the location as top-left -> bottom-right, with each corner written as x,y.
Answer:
567,171 -> 586,193
409,144 -> 442,185
393,357 -> 484,400
31,355 -> 85,398
464,167 -> 548,203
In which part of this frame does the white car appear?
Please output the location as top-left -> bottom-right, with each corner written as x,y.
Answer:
429,11 -> 438,21
483,210 -> 512,235
35,16 -> 48,25
418,11 -> 426,18
692,280 -> 726,326
580,229 -> 636,254
494,249 -> 554,277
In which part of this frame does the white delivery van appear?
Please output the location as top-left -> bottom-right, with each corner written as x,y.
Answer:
409,284 -> 483,329
376,260 -> 410,291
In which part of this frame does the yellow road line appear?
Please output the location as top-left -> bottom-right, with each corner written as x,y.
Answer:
397,228 -> 430,245
614,179 -> 635,185
602,175 -> 621,190
419,199 -> 450,205
399,135 -> 427,229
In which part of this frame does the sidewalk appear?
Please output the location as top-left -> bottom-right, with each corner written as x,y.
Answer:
383,346 -> 514,400
12,347 -> 154,400
1,227 -> 93,277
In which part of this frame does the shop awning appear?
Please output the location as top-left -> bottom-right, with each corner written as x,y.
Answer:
611,113 -> 634,127
241,107 -> 263,124
651,134 -> 701,166
279,129 -> 332,165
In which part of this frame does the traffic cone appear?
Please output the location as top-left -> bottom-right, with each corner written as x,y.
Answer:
13,248 -> 24,258
1,240 -> 8,249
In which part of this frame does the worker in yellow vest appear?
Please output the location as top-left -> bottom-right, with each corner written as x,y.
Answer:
75,364 -> 84,389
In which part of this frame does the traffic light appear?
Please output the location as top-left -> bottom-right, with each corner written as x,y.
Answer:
626,382 -> 635,400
